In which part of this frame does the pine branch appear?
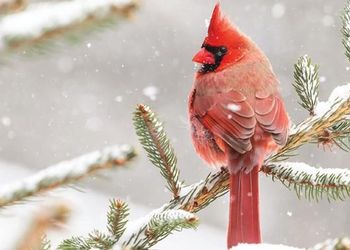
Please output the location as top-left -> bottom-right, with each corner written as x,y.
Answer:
133,104 -> 182,199
262,162 -> 350,201
16,203 -> 70,250
0,145 -> 136,208
39,235 -> 51,250
269,83 -> 350,162
107,199 -> 129,242
0,0 -> 139,56
310,237 -> 350,250
121,90 -> 350,247
342,1 -> 350,63
329,119 -> 350,151
58,199 -> 129,249
121,209 -> 198,249
293,55 -> 320,115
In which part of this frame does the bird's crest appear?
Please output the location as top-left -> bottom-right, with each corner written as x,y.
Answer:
205,3 -> 240,47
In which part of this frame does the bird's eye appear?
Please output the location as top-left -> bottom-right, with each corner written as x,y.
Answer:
220,46 -> 227,53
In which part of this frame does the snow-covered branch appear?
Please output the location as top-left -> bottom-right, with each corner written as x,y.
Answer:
0,0 -> 139,54
0,145 -> 136,208
262,162 -> 350,201
233,244 -> 301,250
119,84 -> 350,247
270,83 -> 350,162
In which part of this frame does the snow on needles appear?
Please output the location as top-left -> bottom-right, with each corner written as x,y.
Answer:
0,145 -> 135,206
270,162 -> 350,186
232,243 -> 301,250
314,83 -> 350,116
290,83 -> 350,135
0,0 -> 136,51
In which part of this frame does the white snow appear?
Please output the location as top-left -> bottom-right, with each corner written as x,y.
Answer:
205,18 -> 210,28
0,0 -> 135,51
227,103 -> 241,112
290,83 -> 350,135
314,83 -> 350,116
143,85 -> 159,101
0,145 -> 134,204
233,243 -> 301,250
271,3 -> 286,19
1,116 -> 11,127
319,76 -> 327,83
271,161 -> 350,186
114,95 -> 123,103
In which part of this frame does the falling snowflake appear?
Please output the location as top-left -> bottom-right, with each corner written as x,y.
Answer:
271,3 -> 286,19
1,116 -> 11,127
319,76 -> 327,83
205,18 -> 210,28
143,86 -> 159,101
86,42 -> 92,48
226,103 -> 241,112
114,96 -> 123,103
322,15 -> 334,27
287,211 -> 293,217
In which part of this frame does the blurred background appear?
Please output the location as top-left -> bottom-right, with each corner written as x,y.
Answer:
0,0 -> 349,249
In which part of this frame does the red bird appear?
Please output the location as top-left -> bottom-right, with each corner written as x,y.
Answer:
188,4 -> 289,249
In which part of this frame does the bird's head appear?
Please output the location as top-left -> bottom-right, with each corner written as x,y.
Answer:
193,3 -> 250,74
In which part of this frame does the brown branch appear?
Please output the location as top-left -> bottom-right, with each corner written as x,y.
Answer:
0,0 -> 26,15
16,203 -> 70,250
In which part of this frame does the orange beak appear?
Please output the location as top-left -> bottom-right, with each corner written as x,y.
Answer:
192,48 -> 215,64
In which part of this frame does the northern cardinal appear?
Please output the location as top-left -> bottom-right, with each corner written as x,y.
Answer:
188,4 -> 289,249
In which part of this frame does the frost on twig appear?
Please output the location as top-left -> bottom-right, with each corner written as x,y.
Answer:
0,0 -> 139,55
0,145 -> 136,208
16,203 -> 70,250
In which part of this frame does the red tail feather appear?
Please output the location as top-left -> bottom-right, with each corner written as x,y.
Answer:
227,168 -> 261,248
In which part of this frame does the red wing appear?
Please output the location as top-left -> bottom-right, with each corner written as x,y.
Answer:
255,91 -> 289,145
193,90 -> 256,154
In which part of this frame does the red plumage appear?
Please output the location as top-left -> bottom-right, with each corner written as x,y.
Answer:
188,4 -> 289,249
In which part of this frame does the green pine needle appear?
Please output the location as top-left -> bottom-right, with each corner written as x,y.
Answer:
128,209 -> 198,249
293,55 -> 320,115
58,237 -> 91,250
133,104 -> 181,199
107,199 -> 129,241
39,235 -> 51,250
264,162 -> 350,202
342,1 -> 350,63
